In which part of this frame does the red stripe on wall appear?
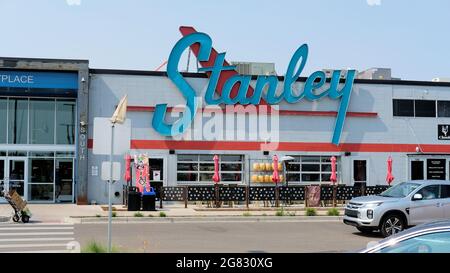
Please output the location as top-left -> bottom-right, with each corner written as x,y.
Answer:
88,139 -> 450,153
127,106 -> 378,118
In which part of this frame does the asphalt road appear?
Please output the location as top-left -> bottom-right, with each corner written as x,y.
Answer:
74,220 -> 383,253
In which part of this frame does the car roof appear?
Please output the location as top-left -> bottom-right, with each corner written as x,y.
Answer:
400,180 -> 450,185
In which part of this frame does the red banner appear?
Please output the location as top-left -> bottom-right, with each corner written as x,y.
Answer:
135,155 -> 150,193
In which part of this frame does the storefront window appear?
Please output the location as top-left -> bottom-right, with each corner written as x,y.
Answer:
29,99 -> 55,144
415,100 -> 436,117
28,184 -> 54,201
177,154 -> 244,183
1,98 -> 77,146
8,98 -> 28,144
56,100 -> 76,145
286,156 -> 339,184
437,101 -> 450,117
0,98 -> 7,144
30,159 -> 54,183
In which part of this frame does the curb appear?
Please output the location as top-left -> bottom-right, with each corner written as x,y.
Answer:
68,215 -> 343,224
0,216 -> 10,223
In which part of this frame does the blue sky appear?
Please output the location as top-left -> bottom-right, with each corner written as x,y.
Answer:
0,0 -> 449,80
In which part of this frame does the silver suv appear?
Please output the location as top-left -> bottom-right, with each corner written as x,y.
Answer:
343,180 -> 450,237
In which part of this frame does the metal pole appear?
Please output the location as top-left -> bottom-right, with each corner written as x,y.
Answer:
108,123 -> 115,253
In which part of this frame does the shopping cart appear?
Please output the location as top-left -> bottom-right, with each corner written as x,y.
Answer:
0,189 -> 31,223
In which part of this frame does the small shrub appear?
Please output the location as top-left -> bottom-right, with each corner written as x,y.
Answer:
288,212 -> 296,216
262,213 -> 267,217
112,212 -> 117,217
327,208 -> 340,216
148,214 -> 154,217
134,212 -> 144,217
306,208 -> 317,216
81,241 -> 120,253
159,212 -> 167,217
95,214 -> 101,218
275,208 -> 285,216
243,212 -> 252,217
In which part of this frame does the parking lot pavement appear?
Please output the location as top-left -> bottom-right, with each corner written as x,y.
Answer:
74,220 -> 382,253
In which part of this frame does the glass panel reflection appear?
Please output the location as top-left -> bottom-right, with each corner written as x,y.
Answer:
8,99 -> 28,144
29,99 -> 55,144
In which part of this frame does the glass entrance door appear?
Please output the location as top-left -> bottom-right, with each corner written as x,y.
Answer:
55,159 -> 73,203
7,158 -> 27,198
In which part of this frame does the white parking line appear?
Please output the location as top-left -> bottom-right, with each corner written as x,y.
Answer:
0,232 -> 74,236
0,243 -> 69,248
0,237 -> 75,242
0,226 -> 74,230
0,250 -> 73,253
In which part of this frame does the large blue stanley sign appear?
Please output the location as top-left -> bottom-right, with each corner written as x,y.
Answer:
152,27 -> 356,145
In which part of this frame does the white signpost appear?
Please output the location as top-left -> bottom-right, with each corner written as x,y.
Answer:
93,95 -> 130,253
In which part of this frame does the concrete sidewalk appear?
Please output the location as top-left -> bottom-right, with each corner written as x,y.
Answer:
0,203 -> 345,224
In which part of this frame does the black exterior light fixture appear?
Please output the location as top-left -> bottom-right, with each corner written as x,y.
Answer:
169,150 -> 176,155
263,151 -> 269,156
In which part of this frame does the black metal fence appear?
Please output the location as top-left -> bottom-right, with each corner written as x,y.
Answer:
159,185 -> 390,207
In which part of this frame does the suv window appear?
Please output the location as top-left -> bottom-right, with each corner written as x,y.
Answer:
441,185 -> 450,198
416,185 -> 440,200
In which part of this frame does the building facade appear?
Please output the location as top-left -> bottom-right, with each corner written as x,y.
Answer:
2,57 -> 450,205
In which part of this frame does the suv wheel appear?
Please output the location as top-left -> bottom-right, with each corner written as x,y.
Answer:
380,214 -> 405,238
357,227 -> 373,234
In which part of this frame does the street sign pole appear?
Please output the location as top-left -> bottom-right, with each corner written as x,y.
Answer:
108,122 -> 115,253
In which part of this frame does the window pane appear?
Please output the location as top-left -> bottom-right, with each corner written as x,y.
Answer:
199,173 -> 214,182
56,152 -> 75,157
8,99 -> 28,144
56,100 -> 76,145
0,99 -> 6,144
415,100 -> 436,117
0,160 -> 4,180
302,156 -> 321,162
302,164 -> 320,172
221,173 -> 242,182
393,99 -> 414,117
438,101 -> 450,117
322,164 -> 332,172
417,185 -> 440,200
302,173 -> 320,182
221,163 -> 242,172
286,163 -> 300,172
199,155 -> 214,161
177,173 -> 197,182
8,151 -> 27,157
321,157 -> 332,163
441,185 -> 450,198
221,155 -> 242,162
30,159 -> 54,183
178,155 -> 198,162
199,163 -> 214,171
30,152 -> 55,157
29,184 -> 54,201
29,99 -> 55,144
321,173 -> 331,182
286,173 -> 300,182
177,163 -> 198,171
